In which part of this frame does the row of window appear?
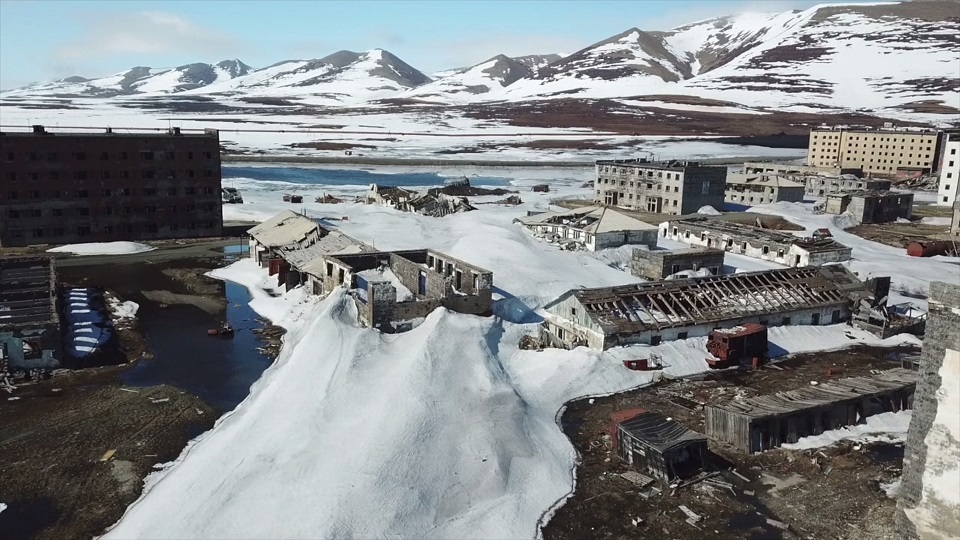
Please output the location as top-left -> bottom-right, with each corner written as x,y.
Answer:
4,186 -> 217,200
6,221 -> 218,240
673,227 -> 786,257
598,178 -> 684,193
812,133 -> 936,144
6,202 -> 218,218
4,150 -> 215,162
5,169 -> 216,181
600,168 -> 684,180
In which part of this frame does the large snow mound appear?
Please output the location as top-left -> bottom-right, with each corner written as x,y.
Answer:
46,241 -> 155,255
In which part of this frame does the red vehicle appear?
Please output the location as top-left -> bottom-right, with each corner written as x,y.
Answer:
706,323 -> 768,369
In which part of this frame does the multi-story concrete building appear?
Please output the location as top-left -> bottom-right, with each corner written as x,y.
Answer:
0,125 -> 223,247
823,190 -> 914,224
952,202 -> 960,236
594,159 -> 726,215
937,133 -> 960,206
807,126 -> 946,178
724,174 -> 805,205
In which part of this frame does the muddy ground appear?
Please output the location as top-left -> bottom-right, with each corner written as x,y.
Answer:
0,245 -> 279,540
543,345 -> 919,540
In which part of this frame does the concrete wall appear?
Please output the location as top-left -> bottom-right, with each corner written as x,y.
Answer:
805,176 -> 892,196
592,229 -> 658,251
724,182 -> 805,205
631,248 -> 725,280
897,282 -> 960,540
593,161 -> 726,215
678,167 -> 727,215
850,193 -> 914,224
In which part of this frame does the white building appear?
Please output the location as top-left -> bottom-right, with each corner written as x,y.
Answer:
937,135 -> 960,206
514,205 -> 658,251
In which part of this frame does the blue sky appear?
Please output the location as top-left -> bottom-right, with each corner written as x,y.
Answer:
0,0 -> 876,90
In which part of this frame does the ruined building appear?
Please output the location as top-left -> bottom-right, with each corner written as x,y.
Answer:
807,126 -> 947,177
248,210 -> 324,267
514,205 -> 658,251
630,247 -> 725,280
541,265 -> 887,350
660,218 -> 852,267
897,282 -> 960,539
593,159 -> 726,214
0,125 -> 223,247
803,174 -> 892,196
723,174 -> 805,205
316,249 -> 493,331
366,184 -> 475,217
0,257 -> 60,371
706,368 -> 917,453
823,190 -> 914,224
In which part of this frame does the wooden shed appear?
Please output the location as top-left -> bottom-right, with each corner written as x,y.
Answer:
705,368 -> 917,453
616,411 -> 708,482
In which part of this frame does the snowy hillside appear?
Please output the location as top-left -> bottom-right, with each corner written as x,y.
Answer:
405,55 -> 541,102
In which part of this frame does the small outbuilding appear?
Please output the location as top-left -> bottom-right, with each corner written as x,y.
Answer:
631,247 -> 725,280
515,205 -> 659,251
824,190 -> 913,224
614,410 -> 708,482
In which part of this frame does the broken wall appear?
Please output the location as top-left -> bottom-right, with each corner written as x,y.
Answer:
898,282 -> 960,540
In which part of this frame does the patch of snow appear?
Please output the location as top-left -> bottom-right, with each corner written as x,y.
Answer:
920,216 -> 952,226
782,410 -> 912,450
108,296 -> 139,320
355,267 -> 414,301
882,478 -> 901,498
47,241 -> 154,256
0,502 -> 5,514
697,205 -> 721,216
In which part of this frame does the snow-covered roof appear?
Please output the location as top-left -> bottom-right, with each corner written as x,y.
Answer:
248,211 -> 322,248
280,232 -> 376,276
516,205 -> 657,234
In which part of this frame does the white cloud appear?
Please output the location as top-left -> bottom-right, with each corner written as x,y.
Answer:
55,11 -> 242,63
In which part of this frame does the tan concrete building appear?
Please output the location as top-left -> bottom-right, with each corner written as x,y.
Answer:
807,126 -> 946,178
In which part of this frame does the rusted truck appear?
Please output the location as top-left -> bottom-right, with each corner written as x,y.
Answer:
706,323 -> 768,369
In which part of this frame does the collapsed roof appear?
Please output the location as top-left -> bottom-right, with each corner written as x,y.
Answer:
546,265 -> 867,335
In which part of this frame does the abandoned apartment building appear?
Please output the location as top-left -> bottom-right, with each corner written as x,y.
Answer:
541,265 -> 893,350
660,218 -> 852,267
705,367 -> 917,453
593,158 -> 727,214
723,173 -> 806,205
365,184 -> 475,217
316,250 -> 493,331
742,161 -> 859,178
613,409 -> 708,483
822,190 -> 914,224
0,125 -> 223,247
630,247 -> 725,280
513,205 -> 658,251
0,257 -> 60,372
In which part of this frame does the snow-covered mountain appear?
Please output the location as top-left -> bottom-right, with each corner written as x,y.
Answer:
2,1 -> 957,122
4,60 -> 254,97
404,54 -> 551,101
184,49 -> 431,105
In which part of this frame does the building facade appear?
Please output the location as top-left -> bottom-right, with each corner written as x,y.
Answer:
804,175 -> 892,197
823,191 -> 914,224
630,247 -> 724,280
0,257 -> 60,371
807,126 -> 945,177
659,218 -> 852,267
937,134 -> 960,206
594,159 -> 726,215
0,126 -> 223,247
